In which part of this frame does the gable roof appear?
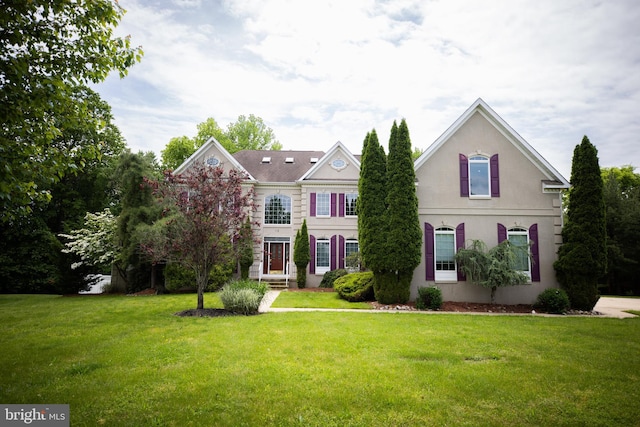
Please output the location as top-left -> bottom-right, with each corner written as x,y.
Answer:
414,98 -> 570,189
297,141 -> 361,181
173,137 -> 255,180
232,150 -> 325,183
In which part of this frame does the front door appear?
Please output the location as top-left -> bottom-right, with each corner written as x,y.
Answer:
270,243 -> 284,272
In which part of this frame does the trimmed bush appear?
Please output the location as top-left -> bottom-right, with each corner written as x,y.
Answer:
534,288 -> 571,314
164,262 -> 233,292
416,286 -> 443,310
334,272 -> 375,302
219,280 -> 267,315
320,269 -> 348,288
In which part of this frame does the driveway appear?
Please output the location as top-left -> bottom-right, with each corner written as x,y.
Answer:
594,297 -> 640,319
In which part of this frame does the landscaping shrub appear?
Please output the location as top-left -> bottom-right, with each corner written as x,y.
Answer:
319,268 -> 348,288
416,286 -> 443,310
534,288 -> 571,314
334,272 -> 375,302
164,262 -> 233,292
219,280 -> 268,315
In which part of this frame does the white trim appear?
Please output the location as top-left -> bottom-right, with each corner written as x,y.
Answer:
174,136 -> 256,180
298,141 -> 361,181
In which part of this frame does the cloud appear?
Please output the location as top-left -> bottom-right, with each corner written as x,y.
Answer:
95,0 -> 640,178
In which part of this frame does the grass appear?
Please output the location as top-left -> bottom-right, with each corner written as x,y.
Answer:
270,290 -> 372,309
0,294 -> 639,426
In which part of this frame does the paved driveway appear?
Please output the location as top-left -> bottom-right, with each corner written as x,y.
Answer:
594,297 -> 640,318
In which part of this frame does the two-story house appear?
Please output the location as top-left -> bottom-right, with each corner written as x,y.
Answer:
175,98 -> 569,304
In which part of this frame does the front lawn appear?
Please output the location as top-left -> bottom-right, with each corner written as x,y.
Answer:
1,294 -> 639,426
270,290 -> 372,309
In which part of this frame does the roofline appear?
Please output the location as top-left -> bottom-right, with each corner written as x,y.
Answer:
173,137 -> 256,181
414,98 -> 570,188
297,141 -> 361,181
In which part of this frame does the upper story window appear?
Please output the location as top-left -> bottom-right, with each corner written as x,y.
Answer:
459,153 -> 500,198
264,195 -> 291,225
316,193 -> 331,217
469,156 -> 490,197
345,193 -> 358,217
507,227 -> 530,276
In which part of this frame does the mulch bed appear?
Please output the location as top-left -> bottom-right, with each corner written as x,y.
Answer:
174,308 -> 259,317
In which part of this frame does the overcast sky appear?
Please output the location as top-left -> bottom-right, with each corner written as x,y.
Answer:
94,0 -> 640,179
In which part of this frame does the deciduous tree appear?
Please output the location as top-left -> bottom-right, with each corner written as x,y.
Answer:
141,163 -> 256,310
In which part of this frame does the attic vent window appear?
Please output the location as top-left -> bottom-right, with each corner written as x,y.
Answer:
310,157 -> 319,163
261,157 -> 271,164
285,157 -> 294,163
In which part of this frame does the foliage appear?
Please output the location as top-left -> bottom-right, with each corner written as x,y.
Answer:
225,114 -> 283,152
140,163 -> 256,309
416,286 -> 443,310
219,280 -> 268,314
357,130 -> 388,273
555,136 -> 606,310
334,272 -> 375,302
161,115 -> 281,170
319,269 -> 348,288
377,119 -> 422,303
601,166 -> 640,296
1,0 -> 142,222
164,262 -> 233,292
59,208 -> 118,271
534,288 -> 570,314
455,239 -> 530,303
293,219 -> 310,288
238,218 -> 255,279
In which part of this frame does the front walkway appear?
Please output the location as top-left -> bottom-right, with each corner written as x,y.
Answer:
259,291 -> 640,318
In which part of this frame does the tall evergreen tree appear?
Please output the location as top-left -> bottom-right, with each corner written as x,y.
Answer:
357,130 -> 388,274
293,219 -> 310,288
554,136 -> 606,310
373,120 -> 422,303
238,218 -> 254,280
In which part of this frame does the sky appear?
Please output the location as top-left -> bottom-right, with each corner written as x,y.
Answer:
94,0 -> 640,179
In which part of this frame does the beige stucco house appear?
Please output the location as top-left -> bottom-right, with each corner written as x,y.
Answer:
175,99 -> 569,304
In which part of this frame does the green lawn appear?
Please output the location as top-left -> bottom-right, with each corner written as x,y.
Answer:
270,290 -> 372,309
1,294 -> 639,426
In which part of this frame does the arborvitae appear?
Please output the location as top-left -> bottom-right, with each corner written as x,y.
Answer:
293,219 -> 310,288
554,136 -> 606,310
373,120 -> 421,303
238,218 -> 254,279
357,130 -> 387,273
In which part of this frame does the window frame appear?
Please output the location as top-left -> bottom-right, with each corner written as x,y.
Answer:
315,239 -> 331,274
344,238 -> 359,271
507,227 -> 531,278
469,155 -> 490,198
264,194 -> 292,225
434,227 -> 457,282
344,193 -> 358,217
315,193 -> 331,217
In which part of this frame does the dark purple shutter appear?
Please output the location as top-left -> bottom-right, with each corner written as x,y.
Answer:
456,223 -> 466,281
529,224 -> 540,282
338,193 -> 345,217
459,154 -> 469,197
338,235 -> 345,269
309,235 -> 316,274
330,193 -> 337,217
425,223 -> 435,280
330,235 -> 337,270
310,193 -> 316,216
497,223 -> 507,243
490,154 -> 500,197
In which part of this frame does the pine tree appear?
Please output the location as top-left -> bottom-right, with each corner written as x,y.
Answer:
293,219 -> 310,288
238,218 -> 254,279
373,120 -> 422,303
357,130 -> 387,274
554,136 -> 606,310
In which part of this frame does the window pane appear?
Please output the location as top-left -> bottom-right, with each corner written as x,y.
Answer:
345,193 -> 358,216
316,241 -> 330,268
435,233 -> 455,271
508,234 -> 529,271
316,193 -> 330,216
345,240 -> 359,269
469,159 -> 489,196
265,195 -> 291,224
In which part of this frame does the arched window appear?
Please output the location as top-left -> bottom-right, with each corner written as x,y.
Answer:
264,195 -> 291,225
469,155 -> 490,196
435,227 -> 457,281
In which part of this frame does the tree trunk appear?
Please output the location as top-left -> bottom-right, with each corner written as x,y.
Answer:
195,268 -> 207,310
490,286 -> 497,304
